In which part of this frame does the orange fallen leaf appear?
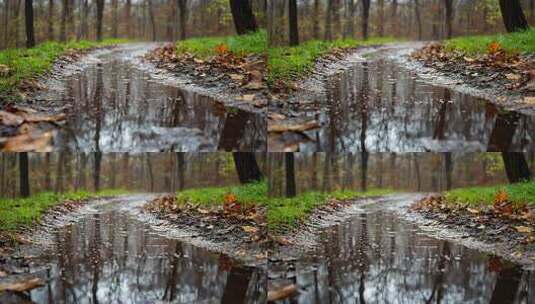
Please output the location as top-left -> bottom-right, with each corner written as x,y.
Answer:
515,226 -> 532,234
242,226 -> 258,234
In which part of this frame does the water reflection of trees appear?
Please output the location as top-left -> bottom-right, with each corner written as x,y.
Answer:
305,60 -> 535,152
51,60 -> 264,151
30,212 -> 265,303
275,212 -> 532,304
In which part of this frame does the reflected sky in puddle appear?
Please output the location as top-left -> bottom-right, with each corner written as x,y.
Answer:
292,59 -> 535,152
26,210 -> 265,304
45,54 -> 265,152
269,205 -> 534,303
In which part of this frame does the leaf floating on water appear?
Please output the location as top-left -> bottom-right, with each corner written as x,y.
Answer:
0,277 -> 44,292
267,284 -> 298,302
268,120 -> 320,133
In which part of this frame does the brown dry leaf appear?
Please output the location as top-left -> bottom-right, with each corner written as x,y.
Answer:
0,64 -> 10,77
505,73 -> 522,81
273,235 -> 292,246
0,110 -> 24,126
267,284 -> 298,302
0,277 -> 44,292
238,94 -> 256,102
268,120 -> 320,133
467,208 -> 480,214
242,226 -> 258,234
515,226 -> 532,234
1,131 -> 54,152
523,96 -> 535,104
464,57 -> 476,63
197,208 -> 210,214
193,58 -> 205,64
242,80 -> 266,90
229,74 -> 244,81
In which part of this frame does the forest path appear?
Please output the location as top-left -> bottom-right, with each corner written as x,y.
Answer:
268,193 -> 534,303
3,43 -> 266,152
0,194 -> 266,303
269,43 -> 535,152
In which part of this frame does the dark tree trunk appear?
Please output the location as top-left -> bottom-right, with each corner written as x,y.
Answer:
112,0 -> 118,38
125,0 -> 132,38
499,0 -> 529,32
177,152 -> 185,191
60,0 -> 67,41
361,0 -> 370,40
313,0 -> 320,39
288,0 -> 299,46
93,152 -> 102,191
221,267 -> 252,304
414,0 -> 422,40
25,0 -> 35,48
444,0 -> 453,38
360,151 -> 368,192
232,153 -> 263,184
444,152 -> 453,190
502,153 -> 532,183
377,0 -> 384,36
229,0 -> 258,35
96,0 -> 104,41
285,153 -> 296,197
147,0 -> 156,41
47,0 -> 54,40
44,153 -> 51,190
19,152 -> 30,198
177,0 -> 187,40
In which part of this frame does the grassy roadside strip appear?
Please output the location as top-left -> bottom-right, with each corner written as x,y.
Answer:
176,30 -> 266,58
266,189 -> 394,231
267,37 -> 398,84
444,28 -> 535,55
176,181 -> 268,207
443,181 -> 535,207
0,38 -> 128,100
0,189 -> 129,232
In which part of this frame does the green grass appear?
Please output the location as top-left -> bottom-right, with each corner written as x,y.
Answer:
0,189 -> 129,231
266,189 -> 394,231
444,28 -> 535,55
176,30 -> 266,58
176,181 -> 268,207
0,38 -> 128,101
444,181 -> 535,207
268,37 -> 398,84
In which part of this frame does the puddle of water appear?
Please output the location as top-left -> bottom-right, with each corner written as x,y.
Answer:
284,59 -> 535,152
9,49 -> 266,152
21,203 -> 266,304
269,202 -> 534,303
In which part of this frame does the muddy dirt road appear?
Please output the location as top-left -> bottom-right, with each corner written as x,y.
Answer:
2,44 -> 266,152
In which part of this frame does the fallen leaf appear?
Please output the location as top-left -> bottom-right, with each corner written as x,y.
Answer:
505,73 -> 522,81
0,111 -> 24,126
467,208 -> 480,214
193,58 -> 205,64
464,57 -> 476,63
515,226 -> 532,234
229,74 -> 244,81
242,80 -> 266,90
523,96 -> 535,104
242,226 -> 258,234
0,277 -> 44,292
238,94 -> 256,102
268,120 -> 320,133
267,284 -> 298,302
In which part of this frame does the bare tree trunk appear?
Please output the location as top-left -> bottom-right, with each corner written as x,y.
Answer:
377,0 -> 384,36
2,0 -> 9,49
499,0 -> 529,32
285,153 -> 296,197
324,0 -> 332,40
59,0 -> 67,41
93,152 -> 102,191
95,0 -> 104,41
361,0 -> 370,40
47,0 -> 54,40
229,0 -> 258,35
313,0 -> 320,39
112,0 -> 118,38
233,153 -> 263,184
19,152 -> 30,197
502,153 -> 532,183
288,0 -> 299,46
414,0 -> 422,40
311,153 -> 318,190
147,0 -> 156,41
444,0 -> 453,38
125,0 -> 132,38
177,0 -> 187,40
24,0 -> 35,47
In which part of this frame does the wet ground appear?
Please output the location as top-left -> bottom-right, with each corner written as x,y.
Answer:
269,47 -> 535,152
269,195 -> 535,303
1,44 -> 266,152
0,196 -> 266,304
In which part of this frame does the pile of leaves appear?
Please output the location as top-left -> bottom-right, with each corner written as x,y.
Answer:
144,194 -> 267,244
411,190 -> 535,248
412,42 -> 535,101
0,105 -> 65,151
145,44 -> 268,108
